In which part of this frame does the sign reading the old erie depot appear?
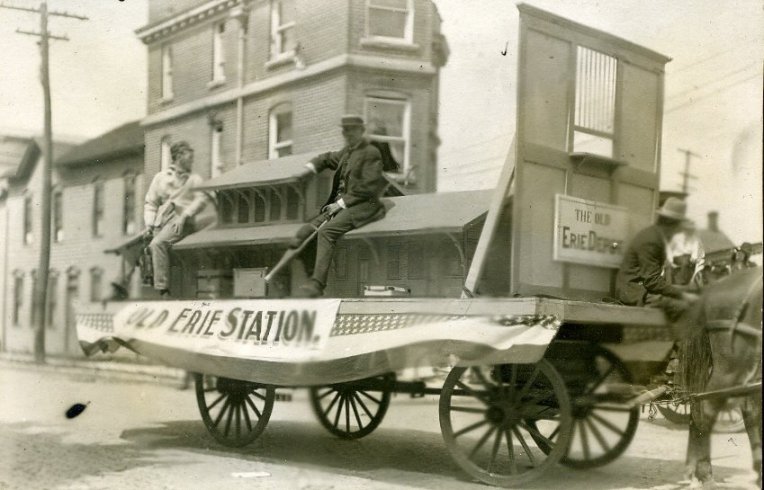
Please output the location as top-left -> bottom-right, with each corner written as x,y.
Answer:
553,195 -> 629,268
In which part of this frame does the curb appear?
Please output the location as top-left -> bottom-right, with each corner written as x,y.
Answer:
0,352 -> 186,386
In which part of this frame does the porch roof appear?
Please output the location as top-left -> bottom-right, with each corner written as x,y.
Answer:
174,190 -> 492,250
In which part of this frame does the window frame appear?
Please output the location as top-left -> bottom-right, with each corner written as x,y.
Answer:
160,44 -> 174,100
12,273 -> 23,327
123,173 -> 137,235
268,104 -> 294,159
211,21 -> 226,84
30,270 -> 39,327
52,188 -> 63,243
92,179 -> 105,238
47,272 -> 58,329
364,95 -> 411,175
160,136 -> 172,171
23,193 -> 33,245
366,0 -> 414,44
269,0 -> 297,60
571,46 -> 618,157
210,120 -> 224,178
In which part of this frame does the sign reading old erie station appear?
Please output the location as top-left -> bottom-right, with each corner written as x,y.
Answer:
553,195 -> 629,268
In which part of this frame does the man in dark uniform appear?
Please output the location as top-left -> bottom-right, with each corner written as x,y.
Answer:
292,115 -> 388,297
616,197 -> 698,320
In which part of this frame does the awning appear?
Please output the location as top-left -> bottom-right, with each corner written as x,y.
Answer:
173,189 -> 492,250
195,151 -> 325,191
174,223 -> 303,250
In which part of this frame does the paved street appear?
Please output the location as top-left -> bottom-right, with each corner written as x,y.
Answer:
0,362 -> 759,490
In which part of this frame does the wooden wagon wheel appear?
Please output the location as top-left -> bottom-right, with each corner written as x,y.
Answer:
656,400 -> 691,425
439,360 -> 573,487
553,345 -> 640,469
658,402 -> 745,433
310,373 -> 395,439
194,373 -> 275,447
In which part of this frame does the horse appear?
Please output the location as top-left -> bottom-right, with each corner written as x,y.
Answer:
675,266 -> 762,488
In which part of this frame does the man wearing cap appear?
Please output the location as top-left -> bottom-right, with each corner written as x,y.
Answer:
111,141 -> 212,298
616,197 -> 698,320
292,115 -> 388,297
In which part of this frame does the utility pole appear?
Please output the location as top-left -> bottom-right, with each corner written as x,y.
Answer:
0,1 -> 87,363
677,148 -> 700,195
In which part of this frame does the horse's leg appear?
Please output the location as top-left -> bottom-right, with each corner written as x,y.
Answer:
687,395 -> 724,487
741,395 -> 762,487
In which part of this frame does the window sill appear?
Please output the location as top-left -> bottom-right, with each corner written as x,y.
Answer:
360,37 -> 419,52
265,52 -> 297,70
159,96 -> 174,105
207,78 -> 226,90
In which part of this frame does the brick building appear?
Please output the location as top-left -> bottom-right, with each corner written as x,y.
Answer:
137,0 -> 448,192
0,124 -> 144,355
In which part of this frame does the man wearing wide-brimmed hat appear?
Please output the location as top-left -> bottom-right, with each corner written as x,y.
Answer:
616,197 -> 698,319
291,115 -> 388,297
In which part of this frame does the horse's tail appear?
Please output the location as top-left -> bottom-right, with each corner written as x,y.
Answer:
678,322 -> 712,395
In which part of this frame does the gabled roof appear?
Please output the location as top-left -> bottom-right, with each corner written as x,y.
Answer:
175,190 -> 492,250
0,135 -> 32,177
56,121 -> 144,167
698,229 -> 736,255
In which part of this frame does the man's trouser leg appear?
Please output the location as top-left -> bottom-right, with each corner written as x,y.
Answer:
149,216 -> 193,291
311,209 -> 355,287
645,294 -> 691,322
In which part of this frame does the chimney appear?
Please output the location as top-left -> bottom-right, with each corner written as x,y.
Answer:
707,211 -> 719,232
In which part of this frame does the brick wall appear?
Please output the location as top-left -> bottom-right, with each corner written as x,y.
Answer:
148,0 -> 210,25
2,155 -> 143,355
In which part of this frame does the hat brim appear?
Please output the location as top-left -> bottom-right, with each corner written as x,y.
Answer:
339,123 -> 365,128
656,210 -> 688,222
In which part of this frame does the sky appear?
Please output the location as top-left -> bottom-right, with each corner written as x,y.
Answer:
0,0 -> 761,243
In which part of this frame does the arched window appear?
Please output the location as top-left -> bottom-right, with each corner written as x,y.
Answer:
269,103 -> 293,159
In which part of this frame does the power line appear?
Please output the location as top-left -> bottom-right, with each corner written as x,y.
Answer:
666,74 -> 760,114
0,0 -> 87,363
665,63 -> 758,102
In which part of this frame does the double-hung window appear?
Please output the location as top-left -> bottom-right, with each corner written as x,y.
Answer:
52,189 -> 63,242
365,96 -> 410,175
93,180 -> 105,237
367,0 -> 413,42
269,104 -> 293,158
161,44 -> 173,100
160,136 -> 172,171
123,173 -> 137,235
23,194 -> 33,245
270,0 -> 297,59
211,22 -> 226,83
211,121 -> 224,178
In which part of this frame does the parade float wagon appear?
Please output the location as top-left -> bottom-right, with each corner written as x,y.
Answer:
77,5 -> 684,486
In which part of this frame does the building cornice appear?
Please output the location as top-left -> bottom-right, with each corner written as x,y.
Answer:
141,53 -> 436,128
135,0 -> 241,45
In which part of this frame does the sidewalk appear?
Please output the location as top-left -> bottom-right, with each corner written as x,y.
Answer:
0,351 -> 186,386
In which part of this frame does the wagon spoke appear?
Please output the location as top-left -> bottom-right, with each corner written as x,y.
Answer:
516,366 -> 540,401
585,364 -> 616,395
585,417 -> 610,453
590,412 -> 625,436
357,390 -> 381,405
454,419 -> 489,438
241,398 -> 253,432
245,394 -> 262,419
512,426 -> 536,467
206,393 -> 226,411
487,427 -> 503,472
333,394 -> 345,429
349,393 -> 364,429
519,420 -> 555,450
548,425 -> 560,442
345,396 -> 351,433
579,419 -> 591,460
455,380 -> 490,405
324,391 -> 342,418
223,400 -> 235,437
450,405 -> 486,414
469,426 -> 496,460
507,364 -> 518,401
591,404 -> 633,413
505,429 -> 518,474
212,398 -> 231,428
472,367 -> 494,390
317,388 -> 334,400
250,389 -> 267,401
203,387 -> 218,393
352,392 -> 374,419
234,403 -> 242,439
